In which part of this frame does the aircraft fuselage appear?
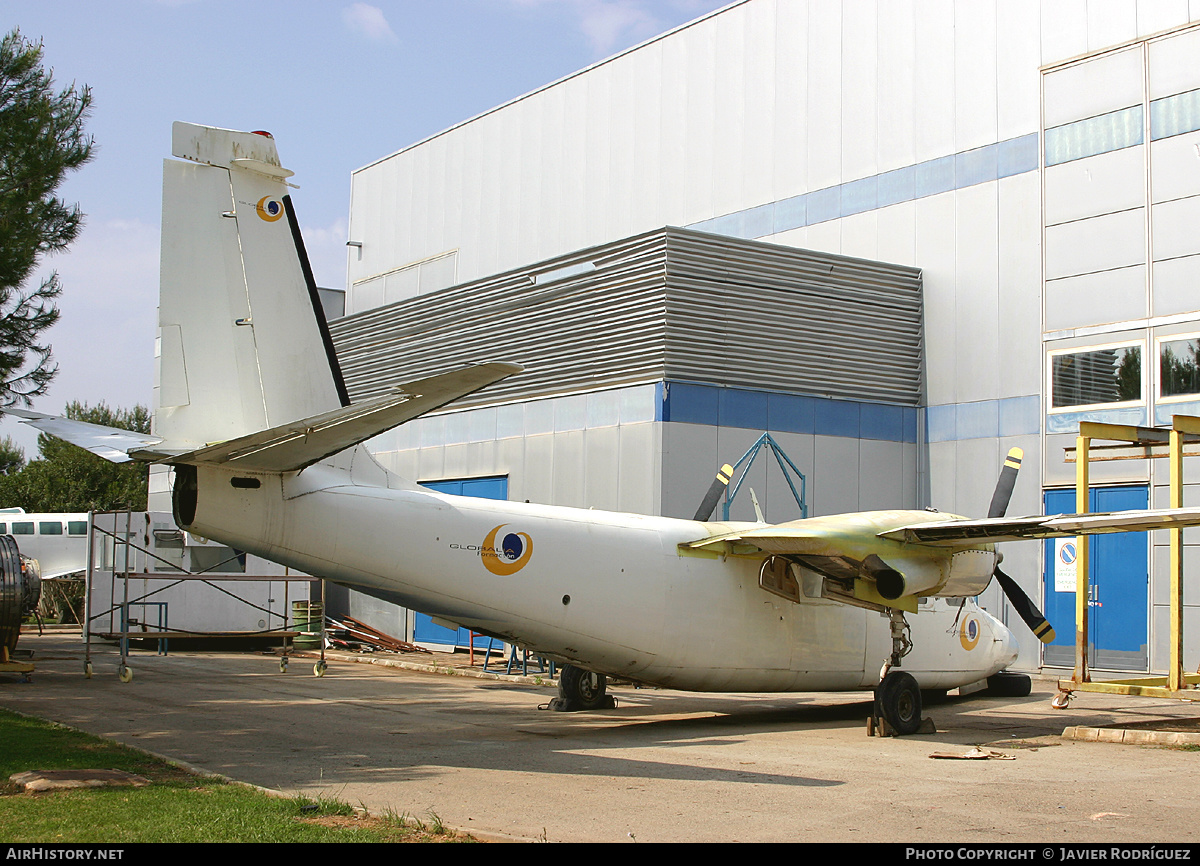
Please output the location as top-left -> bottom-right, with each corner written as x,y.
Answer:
177,458 -> 1018,692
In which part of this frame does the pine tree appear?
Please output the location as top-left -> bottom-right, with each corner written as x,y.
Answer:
0,29 -> 94,405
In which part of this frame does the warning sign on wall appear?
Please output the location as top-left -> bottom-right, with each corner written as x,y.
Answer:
1054,537 -> 1078,592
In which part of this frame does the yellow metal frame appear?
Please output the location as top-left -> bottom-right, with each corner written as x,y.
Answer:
1057,416 -> 1200,700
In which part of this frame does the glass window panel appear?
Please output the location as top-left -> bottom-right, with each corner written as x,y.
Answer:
11,522 -> 33,535
67,521 -> 87,535
1052,345 -> 1142,408
1045,105 -> 1144,166
1151,89 -> 1200,141
1160,338 -> 1200,397
39,522 -> 63,535
190,546 -> 245,573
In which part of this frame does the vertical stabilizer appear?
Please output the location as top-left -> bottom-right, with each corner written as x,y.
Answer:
155,122 -> 347,449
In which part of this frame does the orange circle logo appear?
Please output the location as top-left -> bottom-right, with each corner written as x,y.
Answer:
256,196 -> 284,222
481,525 -> 533,575
959,616 -> 981,651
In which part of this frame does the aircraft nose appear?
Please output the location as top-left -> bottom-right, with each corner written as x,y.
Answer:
992,618 -> 1020,668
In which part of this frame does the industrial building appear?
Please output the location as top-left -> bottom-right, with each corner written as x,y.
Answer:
276,0 -> 1200,675
320,0 -> 1200,673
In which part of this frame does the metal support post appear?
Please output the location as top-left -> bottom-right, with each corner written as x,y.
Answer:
1074,433 -> 1090,685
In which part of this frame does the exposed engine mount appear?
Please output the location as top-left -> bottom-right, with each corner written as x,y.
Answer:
0,535 -> 41,656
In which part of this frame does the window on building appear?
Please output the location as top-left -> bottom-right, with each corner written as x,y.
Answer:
1160,336 -> 1200,399
1045,105 -> 1143,166
1051,344 -> 1143,409
190,546 -> 246,574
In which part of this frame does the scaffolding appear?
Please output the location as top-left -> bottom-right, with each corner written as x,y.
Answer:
1055,415 -> 1200,704
720,432 -> 808,521
83,510 -> 319,680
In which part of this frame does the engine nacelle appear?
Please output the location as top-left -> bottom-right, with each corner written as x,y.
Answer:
872,548 -> 997,600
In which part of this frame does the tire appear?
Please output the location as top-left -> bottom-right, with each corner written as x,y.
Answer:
875,671 -> 923,736
983,671 -> 1031,698
557,664 -> 608,710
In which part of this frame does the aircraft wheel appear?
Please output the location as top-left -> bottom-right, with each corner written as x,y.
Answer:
875,671 -> 922,736
313,660 -> 327,678
118,666 -> 133,684
558,664 -> 608,710
84,662 -> 93,679
983,671 -> 1032,698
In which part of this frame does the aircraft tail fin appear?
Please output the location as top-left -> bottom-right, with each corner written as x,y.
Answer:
7,124 -> 523,472
155,122 -> 348,452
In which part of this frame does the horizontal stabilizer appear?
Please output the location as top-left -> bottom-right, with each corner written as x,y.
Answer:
2,408 -> 169,463
3,362 -> 521,471
880,508 -> 1200,545
172,362 -> 522,472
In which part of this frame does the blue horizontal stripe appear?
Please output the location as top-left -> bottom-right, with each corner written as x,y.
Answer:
689,133 -> 1038,239
662,381 -> 917,443
927,395 -> 1041,442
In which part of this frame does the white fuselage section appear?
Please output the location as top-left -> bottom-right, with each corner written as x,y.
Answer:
181,455 -> 1018,692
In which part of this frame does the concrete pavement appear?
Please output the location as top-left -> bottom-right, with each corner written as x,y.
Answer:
2,632 -> 1199,843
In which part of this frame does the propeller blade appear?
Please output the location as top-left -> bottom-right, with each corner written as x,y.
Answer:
693,463 -> 735,522
987,447 -> 1024,518
994,567 -> 1055,644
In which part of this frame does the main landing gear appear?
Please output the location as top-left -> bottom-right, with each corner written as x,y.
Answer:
548,664 -> 617,711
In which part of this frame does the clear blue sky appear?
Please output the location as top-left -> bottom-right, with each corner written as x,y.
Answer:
3,0 -> 730,456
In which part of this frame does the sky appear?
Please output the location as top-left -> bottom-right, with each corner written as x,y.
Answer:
2,0 -> 731,456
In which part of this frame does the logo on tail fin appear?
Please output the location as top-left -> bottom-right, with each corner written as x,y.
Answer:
256,196 -> 284,222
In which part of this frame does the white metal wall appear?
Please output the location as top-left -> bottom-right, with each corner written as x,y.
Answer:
345,0 -> 1200,671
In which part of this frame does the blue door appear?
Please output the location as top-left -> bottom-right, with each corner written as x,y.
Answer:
413,476 -> 508,648
1042,485 -> 1148,671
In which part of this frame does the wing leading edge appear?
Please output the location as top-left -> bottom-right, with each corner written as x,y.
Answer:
879,508 -> 1200,545
683,507 -> 1200,557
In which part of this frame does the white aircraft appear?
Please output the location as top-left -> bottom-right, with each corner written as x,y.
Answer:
11,123 -> 1200,734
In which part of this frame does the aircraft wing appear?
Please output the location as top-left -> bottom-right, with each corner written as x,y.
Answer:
1,408 -> 170,463
171,362 -> 523,472
684,506 -> 1200,556
878,508 -> 1200,545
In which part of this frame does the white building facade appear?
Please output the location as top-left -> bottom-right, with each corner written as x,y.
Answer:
333,0 -> 1200,673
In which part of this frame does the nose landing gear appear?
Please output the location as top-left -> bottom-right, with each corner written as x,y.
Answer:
869,608 -> 928,737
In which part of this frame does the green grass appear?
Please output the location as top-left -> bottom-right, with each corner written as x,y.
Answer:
0,708 -> 471,843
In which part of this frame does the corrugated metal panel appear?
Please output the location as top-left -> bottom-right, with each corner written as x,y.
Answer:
329,227 -> 923,410
663,231 -> 924,404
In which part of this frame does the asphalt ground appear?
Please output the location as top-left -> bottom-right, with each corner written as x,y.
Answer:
2,631 -> 1200,844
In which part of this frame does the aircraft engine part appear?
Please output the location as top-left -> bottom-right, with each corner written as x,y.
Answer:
0,535 -> 39,654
